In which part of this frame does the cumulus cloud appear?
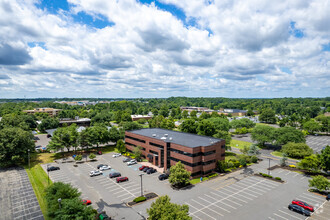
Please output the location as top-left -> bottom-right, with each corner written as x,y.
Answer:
0,0 -> 329,98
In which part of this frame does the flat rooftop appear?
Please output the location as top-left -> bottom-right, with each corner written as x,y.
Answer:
128,128 -> 223,148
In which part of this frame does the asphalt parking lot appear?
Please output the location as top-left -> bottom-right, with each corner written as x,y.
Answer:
306,135 -> 330,153
40,153 -> 329,220
0,167 -> 44,220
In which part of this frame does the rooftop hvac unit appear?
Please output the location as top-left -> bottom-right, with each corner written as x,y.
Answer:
161,137 -> 166,140
152,134 -> 156,137
169,137 -> 172,140
164,134 -> 168,137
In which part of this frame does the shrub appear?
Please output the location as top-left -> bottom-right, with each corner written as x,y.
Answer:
245,157 -> 252,164
251,155 -> 258,163
207,173 -> 218,178
281,142 -> 313,159
225,169 -> 231,173
260,173 -> 273,178
275,177 -> 282,181
74,155 -> 82,161
89,153 -> 96,160
227,161 -> 234,168
133,196 -> 146,203
239,158 -> 247,167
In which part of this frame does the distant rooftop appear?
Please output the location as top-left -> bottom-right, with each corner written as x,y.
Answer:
128,128 -> 223,148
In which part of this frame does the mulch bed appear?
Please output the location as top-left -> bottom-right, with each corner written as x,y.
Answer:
254,173 -> 285,183
127,192 -> 158,207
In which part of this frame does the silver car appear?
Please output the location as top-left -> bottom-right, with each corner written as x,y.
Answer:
90,170 -> 103,177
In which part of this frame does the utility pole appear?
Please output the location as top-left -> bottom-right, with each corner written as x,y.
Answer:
139,174 -> 144,196
268,158 -> 271,175
28,149 -> 30,169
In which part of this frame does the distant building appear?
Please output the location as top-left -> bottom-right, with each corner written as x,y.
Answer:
180,106 -> 209,113
23,108 -> 62,117
125,128 -> 225,177
219,108 -> 248,116
59,117 -> 91,127
131,115 -> 152,121
324,112 -> 330,117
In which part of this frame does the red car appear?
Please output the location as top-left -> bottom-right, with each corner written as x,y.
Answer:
97,151 -> 102,155
292,200 -> 314,212
82,199 -> 92,205
139,165 -> 148,171
116,177 -> 129,183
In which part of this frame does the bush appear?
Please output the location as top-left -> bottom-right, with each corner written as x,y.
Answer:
227,161 -> 234,168
281,142 -> 313,159
224,169 -> 231,173
89,153 -> 96,160
260,172 -> 273,178
245,157 -> 252,164
275,177 -> 282,181
74,155 -> 82,161
239,158 -> 247,167
251,155 -> 258,163
133,196 -> 146,203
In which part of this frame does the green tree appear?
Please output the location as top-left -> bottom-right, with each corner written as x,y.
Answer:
0,127 -> 35,167
213,130 -> 232,150
199,112 -> 210,120
247,109 -> 255,116
37,117 -> 59,132
116,139 -> 126,153
179,119 -> 197,134
159,105 -> 169,117
308,175 -> 330,192
74,155 -> 82,161
169,161 -> 191,188
147,195 -> 191,220
247,144 -> 260,156
274,127 -> 305,145
197,120 -> 216,136
297,154 -> 320,172
122,121 -> 143,131
78,128 -> 90,150
211,111 -> 220,118
109,126 -> 120,143
53,198 -> 96,220
259,109 -> 276,124
133,146 -> 142,161
303,120 -> 321,134
190,110 -> 197,118
207,117 -> 230,132
182,110 -> 189,119
48,124 -> 79,152
319,145 -> 330,172
281,142 -> 313,159
230,118 -> 255,129
88,125 -> 110,147
251,125 -> 276,146
279,154 -> 288,167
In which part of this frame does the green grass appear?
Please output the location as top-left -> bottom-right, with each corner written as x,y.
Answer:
256,123 -> 273,127
25,163 -> 52,220
271,151 -> 299,161
190,173 -> 219,184
230,139 -> 251,150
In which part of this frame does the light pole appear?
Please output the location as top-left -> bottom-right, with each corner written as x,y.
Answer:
28,149 -> 30,169
47,164 -> 50,185
58,198 -> 62,209
268,158 -> 272,175
139,174 -> 144,196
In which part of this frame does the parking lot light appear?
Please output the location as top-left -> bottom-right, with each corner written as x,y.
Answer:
28,149 -> 30,169
268,158 -> 272,175
139,174 -> 144,197
47,164 -> 50,185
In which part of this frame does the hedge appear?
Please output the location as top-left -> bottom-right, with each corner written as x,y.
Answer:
133,196 -> 146,203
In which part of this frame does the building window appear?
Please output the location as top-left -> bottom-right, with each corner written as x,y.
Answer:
221,153 -> 225,157
125,141 -> 137,147
203,150 -> 216,156
149,150 -> 158,155
221,145 -> 225,149
150,142 -> 164,149
125,135 -> 146,143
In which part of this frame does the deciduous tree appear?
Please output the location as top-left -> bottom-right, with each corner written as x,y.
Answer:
308,175 -> 330,192
169,161 -> 191,188
259,109 -> 276,124
251,125 -> 275,146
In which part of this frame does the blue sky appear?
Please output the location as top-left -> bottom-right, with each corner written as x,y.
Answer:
0,0 -> 329,98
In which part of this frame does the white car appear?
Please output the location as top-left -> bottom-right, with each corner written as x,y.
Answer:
90,170 -> 103,177
112,153 -> 122,158
99,165 -> 111,171
127,160 -> 137,166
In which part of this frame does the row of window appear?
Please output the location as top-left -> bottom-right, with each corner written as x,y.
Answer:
149,142 -> 164,149
170,157 -> 216,167
125,141 -> 145,151
170,148 -> 216,157
125,135 -> 146,143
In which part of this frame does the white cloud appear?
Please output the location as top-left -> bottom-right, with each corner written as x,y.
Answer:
0,0 -> 329,98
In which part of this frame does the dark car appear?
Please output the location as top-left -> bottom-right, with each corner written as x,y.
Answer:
292,200 -> 314,212
288,204 -> 311,216
147,168 -> 156,174
116,177 -> 129,183
47,134 -> 52,138
143,167 -> 149,172
158,173 -> 169,180
109,172 -> 121,178
327,194 -> 330,201
97,164 -> 106,169
123,158 -> 130,163
47,166 -> 60,172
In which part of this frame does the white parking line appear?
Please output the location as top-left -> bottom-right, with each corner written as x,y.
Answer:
293,173 -> 300,177
278,210 -> 301,220
298,195 -> 321,203
219,188 -> 253,201
302,192 -> 324,201
205,194 -> 242,206
185,202 -> 209,219
285,171 -> 292,175
211,191 -> 248,204
117,192 -> 131,198
192,199 -> 225,217
227,185 -> 261,196
197,196 -> 232,212
236,183 -> 267,193
273,213 -> 289,220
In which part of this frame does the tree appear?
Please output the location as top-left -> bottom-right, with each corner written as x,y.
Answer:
207,117 -> 230,132
197,120 -> 216,136
213,130 -> 232,150
182,110 -> 188,119
297,154 -> 320,172
274,127 -> 305,145
116,139 -> 126,153
133,146 -> 142,161
89,153 -> 96,160
251,125 -> 275,146
308,175 -> 330,192
109,126 -> 120,143
78,128 -> 91,150
122,121 -> 143,131
319,145 -> 330,172
211,111 -> 220,118
179,119 -> 197,134
88,125 -> 110,147
281,142 -> 313,159
159,105 -> 169,117
37,117 -> 59,132
48,124 -> 79,152
247,144 -> 260,156
190,110 -> 197,118
279,154 -> 288,167
247,109 -> 255,116
147,195 -> 191,220
303,120 -> 321,134
199,112 -> 210,120
53,198 -> 96,220
230,118 -> 255,129
0,127 -> 35,167
259,109 -> 276,124
169,161 -> 191,188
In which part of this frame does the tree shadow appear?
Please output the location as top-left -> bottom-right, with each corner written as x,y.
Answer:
96,199 -> 130,212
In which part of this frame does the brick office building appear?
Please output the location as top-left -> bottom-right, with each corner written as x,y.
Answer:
125,128 -> 225,177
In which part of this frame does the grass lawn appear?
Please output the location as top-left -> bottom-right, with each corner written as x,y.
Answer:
25,163 -> 52,220
230,139 -> 251,150
190,173 -> 219,185
271,151 -> 299,161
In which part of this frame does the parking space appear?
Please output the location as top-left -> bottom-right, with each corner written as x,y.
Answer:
308,200 -> 330,220
0,167 -> 44,220
306,135 -> 330,153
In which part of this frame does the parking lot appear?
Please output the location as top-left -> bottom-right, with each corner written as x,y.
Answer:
306,135 -> 330,152
0,167 -> 44,220
40,153 -> 329,220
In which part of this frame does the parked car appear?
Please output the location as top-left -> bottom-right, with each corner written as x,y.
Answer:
47,166 -> 60,172
116,177 -> 129,183
82,199 -> 92,205
97,151 -> 102,155
112,153 -> 121,158
158,173 -> 169,180
90,170 -> 103,177
292,200 -> 314,212
326,194 -> 330,201
123,158 -> 130,163
127,160 -> 137,166
147,168 -> 156,174
97,164 -> 106,169
100,165 -> 111,171
47,134 -> 52,138
139,165 -> 148,171
142,167 -> 149,172
288,204 -> 311,216
109,172 -> 121,178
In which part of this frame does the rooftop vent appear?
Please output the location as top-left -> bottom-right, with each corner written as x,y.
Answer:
169,137 -> 172,140
164,134 -> 168,137
152,134 -> 156,137
161,137 -> 167,140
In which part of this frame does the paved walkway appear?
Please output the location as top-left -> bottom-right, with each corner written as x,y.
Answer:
0,167 -> 44,220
